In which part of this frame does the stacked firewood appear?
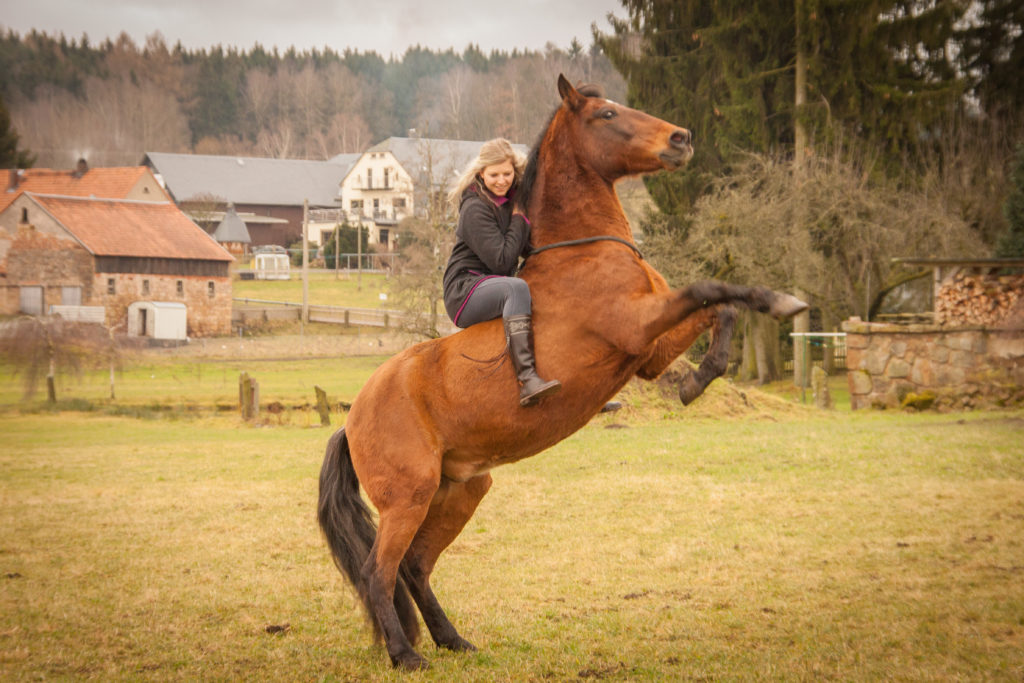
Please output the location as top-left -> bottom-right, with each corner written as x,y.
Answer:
935,271 -> 1024,327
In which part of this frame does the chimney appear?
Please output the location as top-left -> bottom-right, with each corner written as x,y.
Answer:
73,158 -> 89,178
6,168 -> 18,192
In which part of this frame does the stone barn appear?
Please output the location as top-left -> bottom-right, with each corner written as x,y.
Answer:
0,193 -> 234,337
843,258 -> 1024,410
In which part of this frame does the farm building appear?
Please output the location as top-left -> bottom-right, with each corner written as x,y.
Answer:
843,258 -> 1024,410
0,193 -> 234,337
143,151 -> 354,248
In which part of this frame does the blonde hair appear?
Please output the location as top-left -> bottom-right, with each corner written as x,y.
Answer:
448,138 -> 527,209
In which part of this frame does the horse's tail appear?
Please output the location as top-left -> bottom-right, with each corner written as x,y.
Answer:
317,427 -> 419,644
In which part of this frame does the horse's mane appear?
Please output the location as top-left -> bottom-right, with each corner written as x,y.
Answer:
518,83 -> 605,214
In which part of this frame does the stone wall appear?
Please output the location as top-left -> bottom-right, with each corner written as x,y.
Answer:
842,318 -> 1024,410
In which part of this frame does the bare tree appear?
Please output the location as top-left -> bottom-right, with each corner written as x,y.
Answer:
0,316 -> 119,402
389,138 -> 460,339
645,145 -> 984,382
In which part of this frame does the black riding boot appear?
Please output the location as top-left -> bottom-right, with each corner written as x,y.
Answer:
504,315 -> 562,407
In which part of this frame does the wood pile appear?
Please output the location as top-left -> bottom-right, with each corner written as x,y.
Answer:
935,271 -> 1024,327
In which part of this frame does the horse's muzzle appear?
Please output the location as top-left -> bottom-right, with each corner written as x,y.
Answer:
659,128 -> 693,169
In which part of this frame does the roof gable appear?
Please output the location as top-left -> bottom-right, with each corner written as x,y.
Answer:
1,166 -> 166,212
29,193 -> 233,262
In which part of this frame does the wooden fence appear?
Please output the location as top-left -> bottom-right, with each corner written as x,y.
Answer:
232,298 -> 457,335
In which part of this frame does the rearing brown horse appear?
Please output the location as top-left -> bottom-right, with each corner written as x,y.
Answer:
318,75 -> 807,670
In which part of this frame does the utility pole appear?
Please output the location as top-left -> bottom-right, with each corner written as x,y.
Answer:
302,198 -> 309,324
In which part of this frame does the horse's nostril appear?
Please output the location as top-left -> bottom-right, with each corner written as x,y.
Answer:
671,129 -> 692,147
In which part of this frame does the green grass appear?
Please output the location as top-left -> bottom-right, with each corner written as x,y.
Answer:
0,355 -> 391,415
232,271 -> 395,309
1,402 -> 1022,680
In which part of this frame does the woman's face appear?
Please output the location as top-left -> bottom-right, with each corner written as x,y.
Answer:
480,160 -> 515,197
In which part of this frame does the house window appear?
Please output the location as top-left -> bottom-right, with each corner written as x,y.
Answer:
107,278 -> 116,295
176,280 -> 184,296
19,286 -> 43,315
350,199 -> 363,210
208,281 -> 215,298
142,279 -> 150,295
373,198 -> 380,211
394,197 -> 406,209
366,168 -> 373,189
383,168 -> 389,188
379,229 -> 389,247
61,286 -> 82,306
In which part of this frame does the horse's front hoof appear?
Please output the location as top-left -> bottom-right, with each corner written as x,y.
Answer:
391,651 -> 430,671
678,372 -> 704,406
770,294 -> 809,319
439,635 -> 477,653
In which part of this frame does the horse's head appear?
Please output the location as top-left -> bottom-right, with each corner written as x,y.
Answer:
554,74 -> 693,179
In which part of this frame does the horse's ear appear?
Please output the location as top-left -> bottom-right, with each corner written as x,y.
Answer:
557,74 -> 586,111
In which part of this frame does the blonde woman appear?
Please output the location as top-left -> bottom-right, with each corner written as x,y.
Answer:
442,138 -> 561,407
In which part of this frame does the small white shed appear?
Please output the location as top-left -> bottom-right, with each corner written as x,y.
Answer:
127,301 -> 188,340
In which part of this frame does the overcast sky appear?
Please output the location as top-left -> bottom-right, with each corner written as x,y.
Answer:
3,0 -> 626,57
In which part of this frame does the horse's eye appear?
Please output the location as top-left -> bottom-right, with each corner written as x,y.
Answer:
598,108 -> 617,120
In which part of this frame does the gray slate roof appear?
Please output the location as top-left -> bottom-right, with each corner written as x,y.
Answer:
212,204 -> 252,243
353,137 -> 530,189
143,152 -> 361,208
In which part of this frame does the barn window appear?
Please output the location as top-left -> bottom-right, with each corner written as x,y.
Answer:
107,278 -> 116,295
176,280 -> 184,296
208,281 -> 215,298
142,279 -> 150,295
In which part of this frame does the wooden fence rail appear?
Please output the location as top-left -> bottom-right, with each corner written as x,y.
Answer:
231,298 -> 456,335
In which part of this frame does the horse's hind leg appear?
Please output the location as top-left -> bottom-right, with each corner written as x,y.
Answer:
362,481 -> 438,670
404,473 -> 493,652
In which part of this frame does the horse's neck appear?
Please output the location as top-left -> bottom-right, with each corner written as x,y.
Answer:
527,151 -> 633,247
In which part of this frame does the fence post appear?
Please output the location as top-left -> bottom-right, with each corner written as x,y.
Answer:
239,372 -> 259,421
314,385 -> 331,426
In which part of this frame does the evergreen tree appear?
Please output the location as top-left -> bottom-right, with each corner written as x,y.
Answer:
596,0 -> 968,218
957,0 -> 1024,116
996,144 -> 1024,258
321,224 -> 371,266
0,95 -> 35,168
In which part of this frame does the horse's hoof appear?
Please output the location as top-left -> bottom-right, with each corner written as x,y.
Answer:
678,373 -> 704,406
391,651 -> 429,671
770,294 -> 809,319
440,635 -> 477,653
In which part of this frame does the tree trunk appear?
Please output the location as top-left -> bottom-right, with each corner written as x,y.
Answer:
753,314 -> 781,384
792,287 -> 810,388
737,312 -> 757,382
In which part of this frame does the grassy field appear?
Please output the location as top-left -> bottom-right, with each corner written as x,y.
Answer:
1,368 -> 1022,680
232,272 -> 396,310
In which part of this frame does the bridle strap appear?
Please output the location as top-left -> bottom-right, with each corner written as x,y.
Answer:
529,236 -> 644,260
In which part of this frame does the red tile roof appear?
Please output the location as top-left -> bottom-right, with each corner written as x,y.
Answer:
1,167 -> 168,212
30,194 -> 233,262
